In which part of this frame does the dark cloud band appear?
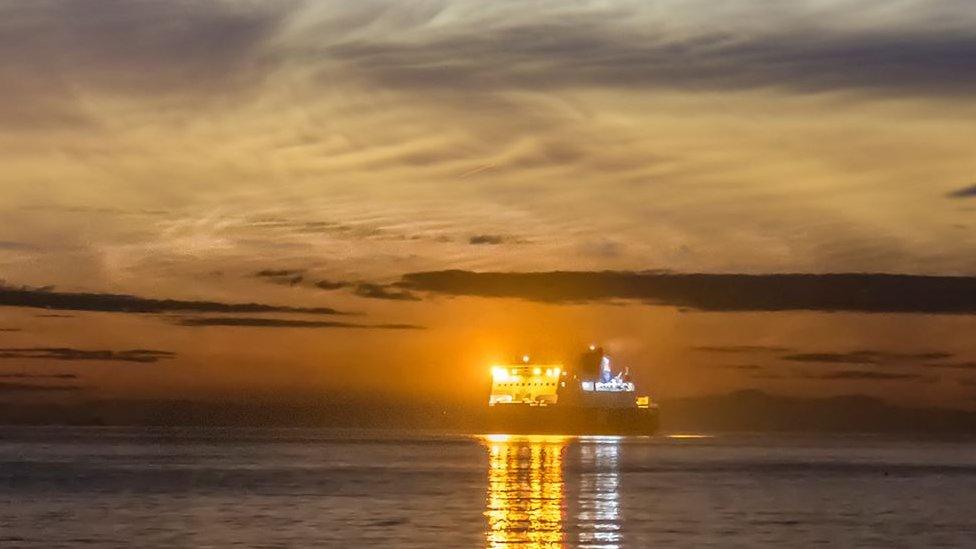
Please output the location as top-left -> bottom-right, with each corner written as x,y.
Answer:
693,345 -> 794,354
805,370 -> 935,382
947,184 -> 976,199
0,373 -> 78,379
0,285 -> 343,315
353,283 -> 420,302
0,348 -> 175,363
783,351 -> 953,365
399,270 -> 976,314
0,381 -> 82,393
175,317 -> 422,330
469,235 -> 506,245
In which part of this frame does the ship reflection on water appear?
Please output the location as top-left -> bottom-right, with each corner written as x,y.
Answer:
577,438 -> 622,548
481,434 -> 623,548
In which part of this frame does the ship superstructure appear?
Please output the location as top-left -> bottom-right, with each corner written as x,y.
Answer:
486,346 -> 659,435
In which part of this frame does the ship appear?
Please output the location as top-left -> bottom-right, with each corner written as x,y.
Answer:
485,345 -> 659,436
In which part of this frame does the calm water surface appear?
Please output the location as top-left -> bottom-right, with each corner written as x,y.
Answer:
1,427 -> 975,547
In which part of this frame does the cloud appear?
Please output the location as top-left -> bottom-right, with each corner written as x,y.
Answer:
711,364 -> 764,371
0,373 -> 78,379
469,235 -> 506,245
806,370 -> 936,382
577,239 -> 623,259
0,284 -> 343,315
324,2 -> 976,98
0,241 -> 34,251
925,362 -> 976,370
0,0 -> 290,106
958,379 -> 976,387
693,345 -> 793,354
4,0 -> 974,125
399,271 -> 976,314
354,283 -> 421,302
255,269 -> 304,278
315,280 -> 351,291
0,348 -> 175,363
947,184 -> 976,199
254,272 -> 421,300
253,269 -> 306,286
0,382 -> 82,394
782,350 -> 953,365
175,317 -> 422,330
0,328 -> 21,333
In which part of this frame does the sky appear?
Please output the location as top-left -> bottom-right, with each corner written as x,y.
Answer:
1,0 -> 975,410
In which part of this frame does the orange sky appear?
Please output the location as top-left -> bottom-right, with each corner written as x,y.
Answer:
1,0 -> 975,408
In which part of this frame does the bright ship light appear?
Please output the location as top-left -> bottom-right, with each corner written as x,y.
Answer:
522,354 -> 531,363
491,366 -> 509,381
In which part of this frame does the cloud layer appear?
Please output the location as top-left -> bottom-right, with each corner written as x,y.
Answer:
325,2 -> 976,97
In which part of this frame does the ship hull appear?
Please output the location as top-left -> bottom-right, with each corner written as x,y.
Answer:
485,405 -> 659,436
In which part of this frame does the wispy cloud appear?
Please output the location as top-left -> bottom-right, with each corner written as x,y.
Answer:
0,0 -> 290,126
323,1 -> 976,98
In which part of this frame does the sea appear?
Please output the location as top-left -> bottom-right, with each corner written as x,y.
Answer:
1,427 -> 975,548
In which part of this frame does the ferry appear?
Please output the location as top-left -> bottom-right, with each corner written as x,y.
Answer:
486,345 -> 659,435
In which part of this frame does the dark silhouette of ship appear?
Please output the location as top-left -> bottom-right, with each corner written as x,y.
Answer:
485,346 -> 659,435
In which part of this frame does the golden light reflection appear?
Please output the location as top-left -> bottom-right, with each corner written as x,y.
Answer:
482,435 -> 569,548
480,435 -> 624,548
577,440 -> 621,549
